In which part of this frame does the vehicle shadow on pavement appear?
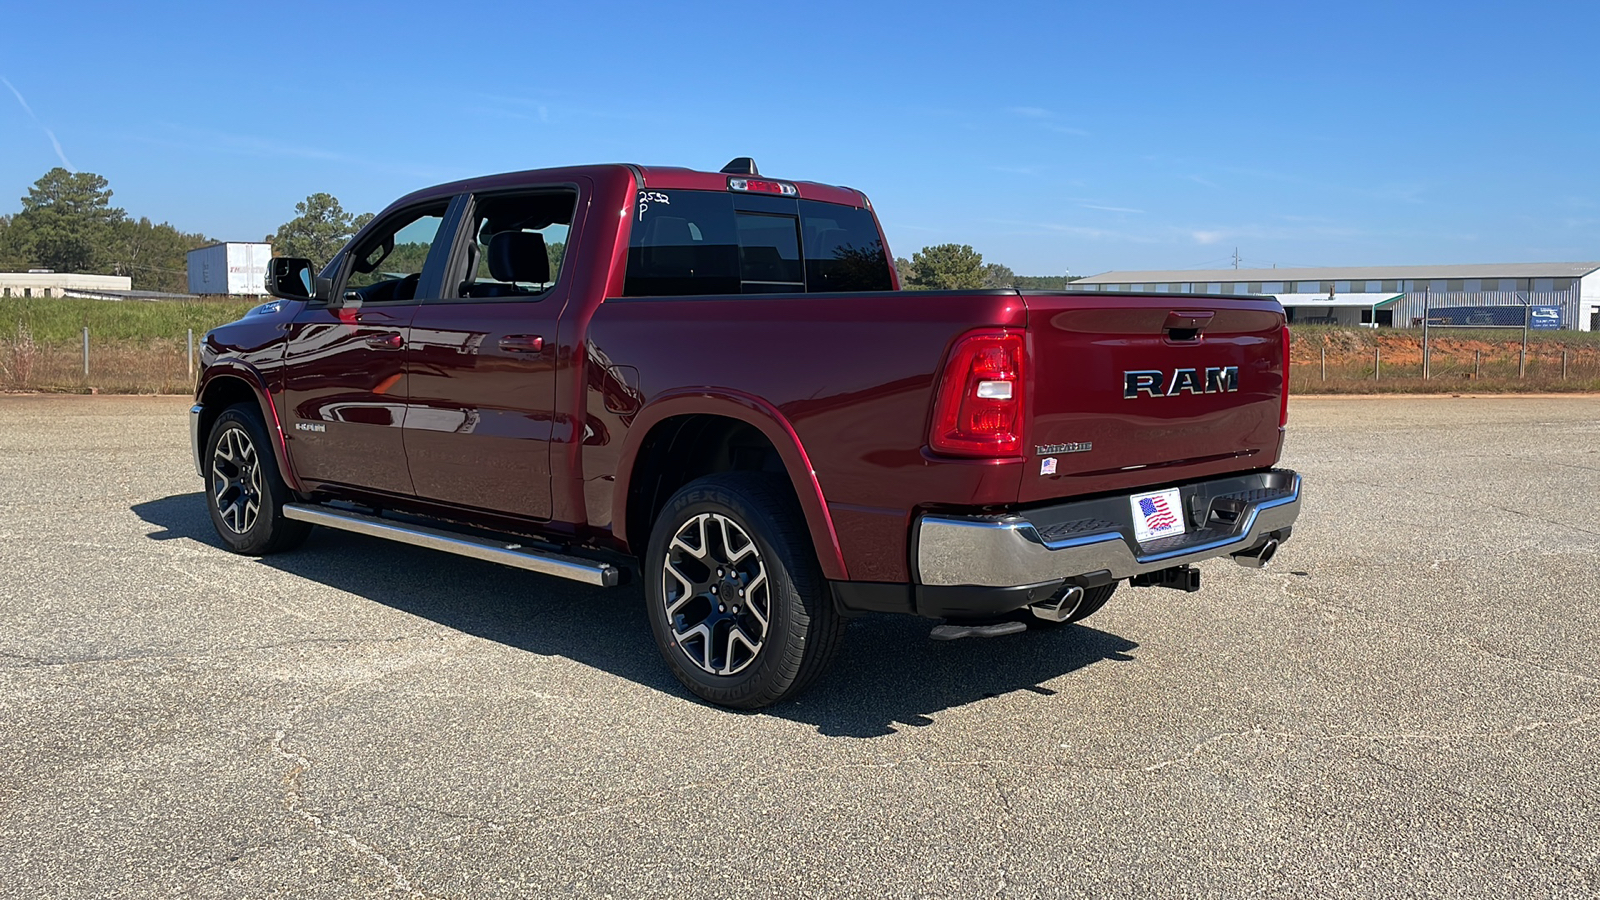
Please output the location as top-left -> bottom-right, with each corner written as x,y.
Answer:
133,493 -> 1139,739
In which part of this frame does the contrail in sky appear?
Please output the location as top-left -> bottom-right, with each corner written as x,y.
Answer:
2,76 -> 75,172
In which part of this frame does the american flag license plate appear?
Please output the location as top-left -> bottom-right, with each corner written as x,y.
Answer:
1130,488 -> 1186,544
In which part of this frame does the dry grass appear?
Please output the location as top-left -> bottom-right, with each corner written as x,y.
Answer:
1,337 -> 198,394
1290,327 -> 1600,393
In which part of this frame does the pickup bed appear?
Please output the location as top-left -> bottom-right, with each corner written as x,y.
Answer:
193,158 -> 1301,708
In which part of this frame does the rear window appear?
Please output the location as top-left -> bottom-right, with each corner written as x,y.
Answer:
622,190 -> 891,297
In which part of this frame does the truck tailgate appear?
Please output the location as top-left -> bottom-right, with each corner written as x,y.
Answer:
1019,292 -> 1286,505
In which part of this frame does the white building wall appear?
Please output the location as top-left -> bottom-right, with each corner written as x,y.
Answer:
0,272 -> 132,296
1580,270 -> 1600,332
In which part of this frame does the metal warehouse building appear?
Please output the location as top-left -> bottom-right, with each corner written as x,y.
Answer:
1073,262 -> 1600,331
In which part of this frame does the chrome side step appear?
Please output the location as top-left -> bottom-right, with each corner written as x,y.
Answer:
282,504 -> 622,587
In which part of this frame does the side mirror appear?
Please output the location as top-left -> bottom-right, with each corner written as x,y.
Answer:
265,257 -> 316,301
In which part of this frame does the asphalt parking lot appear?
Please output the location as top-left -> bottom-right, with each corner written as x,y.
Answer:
1,394 -> 1597,898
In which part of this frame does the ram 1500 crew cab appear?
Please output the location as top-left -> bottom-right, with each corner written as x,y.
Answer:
192,158 -> 1301,708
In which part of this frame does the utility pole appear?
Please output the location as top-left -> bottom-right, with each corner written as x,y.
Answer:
1232,248 -> 1241,270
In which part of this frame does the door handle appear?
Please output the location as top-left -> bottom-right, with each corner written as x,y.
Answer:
365,332 -> 404,350
498,334 -> 544,353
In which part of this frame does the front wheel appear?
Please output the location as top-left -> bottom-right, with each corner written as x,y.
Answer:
204,403 -> 309,556
644,473 -> 846,709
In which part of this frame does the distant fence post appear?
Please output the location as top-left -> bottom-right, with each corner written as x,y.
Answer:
1562,350 -> 1568,380
187,329 -> 195,378
1375,345 -> 1381,381
82,326 -> 89,377
1474,350 -> 1481,379
1320,346 -> 1326,381
1520,300 -> 1529,378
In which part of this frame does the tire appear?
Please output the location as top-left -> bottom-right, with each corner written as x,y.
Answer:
204,403 -> 310,556
644,473 -> 847,709
1018,582 -> 1118,627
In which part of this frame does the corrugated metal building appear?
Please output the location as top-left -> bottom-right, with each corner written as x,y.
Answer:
186,242 -> 273,296
1072,262 -> 1600,331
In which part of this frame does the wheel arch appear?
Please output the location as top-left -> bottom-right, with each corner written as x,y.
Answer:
196,364 -> 302,492
613,391 -> 848,581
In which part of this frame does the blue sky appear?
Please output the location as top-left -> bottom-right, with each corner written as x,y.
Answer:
2,0 -> 1597,276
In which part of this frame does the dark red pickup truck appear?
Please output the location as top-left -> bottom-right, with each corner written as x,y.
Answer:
193,159 -> 1301,708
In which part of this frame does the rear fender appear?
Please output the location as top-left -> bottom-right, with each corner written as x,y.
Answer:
196,362 -> 302,492
613,390 -> 848,581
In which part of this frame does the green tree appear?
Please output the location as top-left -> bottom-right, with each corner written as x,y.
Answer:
909,243 -> 985,290
981,262 -> 1017,289
272,193 -> 368,271
111,218 -> 213,292
1014,274 -> 1078,290
6,168 -> 126,273
894,256 -> 916,288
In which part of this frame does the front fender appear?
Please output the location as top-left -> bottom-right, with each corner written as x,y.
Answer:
196,361 -> 302,493
612,389 -> 848,581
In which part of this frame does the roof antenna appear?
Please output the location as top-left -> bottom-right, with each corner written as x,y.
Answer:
720,157 -> 759,175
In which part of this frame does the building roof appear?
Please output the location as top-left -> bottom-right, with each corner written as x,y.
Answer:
1075,262 -> 1600,284
1275,292 -> 1404,308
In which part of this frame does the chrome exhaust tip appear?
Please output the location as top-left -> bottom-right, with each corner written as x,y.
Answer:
1232,538 -> 1279,569
1029,585 -> 1086,623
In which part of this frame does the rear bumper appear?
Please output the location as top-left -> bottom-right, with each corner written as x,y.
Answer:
909,468 -> 1301,617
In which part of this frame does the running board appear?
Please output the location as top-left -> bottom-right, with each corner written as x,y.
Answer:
282,504 -> 622,587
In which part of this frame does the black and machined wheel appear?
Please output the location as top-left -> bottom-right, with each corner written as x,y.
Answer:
645,473 -> 847,709
205,403 -> 310,556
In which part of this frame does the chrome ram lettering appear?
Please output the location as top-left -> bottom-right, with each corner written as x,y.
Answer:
1123,367 -> 1239,399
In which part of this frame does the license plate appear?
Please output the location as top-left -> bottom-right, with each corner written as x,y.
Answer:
1130,488 -> 1186,544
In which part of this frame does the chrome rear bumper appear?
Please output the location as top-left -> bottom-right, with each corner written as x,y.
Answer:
916,469 -> 1301,589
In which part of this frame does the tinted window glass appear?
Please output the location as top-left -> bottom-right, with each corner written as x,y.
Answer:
736,212 -> 803,292
344,203 -> 449,302
799,200 -> 892,292
622,191 -> 893,296
453,190 -> 576,299
624,191 -> 739,296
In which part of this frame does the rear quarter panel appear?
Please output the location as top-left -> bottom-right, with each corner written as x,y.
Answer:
582,291 -> 1027,581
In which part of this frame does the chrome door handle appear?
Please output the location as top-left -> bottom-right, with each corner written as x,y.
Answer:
365,332 -> 404,350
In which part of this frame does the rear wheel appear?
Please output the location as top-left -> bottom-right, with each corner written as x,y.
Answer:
205,404 -> 309,556
644,473 -> 846,709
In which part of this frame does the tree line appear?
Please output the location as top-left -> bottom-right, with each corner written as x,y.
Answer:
895,244 -> 1075,290
0,167 -> 1071,295
0,168 -> 213,293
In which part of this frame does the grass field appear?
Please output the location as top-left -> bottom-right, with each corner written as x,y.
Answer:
2,298 -> 1598,394
0,296 -> 258,344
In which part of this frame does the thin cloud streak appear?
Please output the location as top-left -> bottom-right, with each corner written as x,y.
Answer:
2,75 -> 74,171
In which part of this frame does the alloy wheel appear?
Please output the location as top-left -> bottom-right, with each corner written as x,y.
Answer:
211,426 -> 263,534
661,512 -> 771,676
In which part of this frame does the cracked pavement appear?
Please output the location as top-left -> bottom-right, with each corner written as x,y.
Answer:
1,393 -> 1597,898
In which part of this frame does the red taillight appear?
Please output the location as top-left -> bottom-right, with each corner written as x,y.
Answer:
929,330 -> 1027,457
1280,324 -> 1291,427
